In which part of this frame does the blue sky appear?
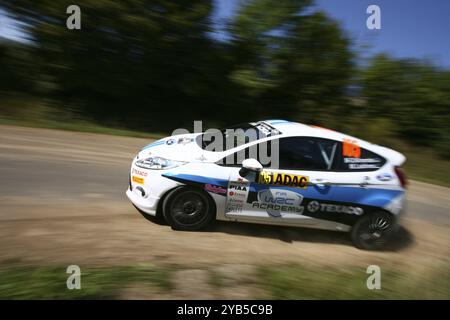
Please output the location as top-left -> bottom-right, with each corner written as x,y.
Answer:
1,1 -> 449,67
0,9 -> 27,40
212,0 -> 450,67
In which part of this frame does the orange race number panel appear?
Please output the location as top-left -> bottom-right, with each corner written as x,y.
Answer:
342,139 -> 361,158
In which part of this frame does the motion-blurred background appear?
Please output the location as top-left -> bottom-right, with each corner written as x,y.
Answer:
0,0 -> 449,299
1,0 -> 449,159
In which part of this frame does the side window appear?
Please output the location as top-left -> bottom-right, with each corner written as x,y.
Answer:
218,137 -> 339,171
218,137 -> 385,172
336,146 -> 386,171
278,137 -> 338,170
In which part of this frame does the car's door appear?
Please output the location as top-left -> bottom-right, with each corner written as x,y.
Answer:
224,137 -> 343,227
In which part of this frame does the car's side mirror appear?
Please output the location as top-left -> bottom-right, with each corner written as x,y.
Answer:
239,158 -> 263,179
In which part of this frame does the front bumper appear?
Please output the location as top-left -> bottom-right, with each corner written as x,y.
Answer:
126,161 -> 181,216
126,187 -> 159,216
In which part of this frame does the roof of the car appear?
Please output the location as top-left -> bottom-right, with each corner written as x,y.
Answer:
263,119 -> 347,139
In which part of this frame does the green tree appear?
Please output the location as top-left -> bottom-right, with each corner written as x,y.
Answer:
361,54 -> 450,153
1,0 -> 216,130
0,38 -> 34,93
227,0 -> 354,123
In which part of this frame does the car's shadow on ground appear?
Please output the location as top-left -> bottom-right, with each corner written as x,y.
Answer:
384,226 -> 415,251
210,221 -> 352,245
207,221 -> 415,252
137,209 -> 415,251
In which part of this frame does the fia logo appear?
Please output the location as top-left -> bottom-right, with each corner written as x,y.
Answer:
230,184 -> 247,191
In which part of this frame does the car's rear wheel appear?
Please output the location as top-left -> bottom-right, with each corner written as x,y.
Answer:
351,211 -> 395,250
163,186 -> 215,231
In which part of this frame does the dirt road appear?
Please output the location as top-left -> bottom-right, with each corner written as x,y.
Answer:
0,125 -> 449,270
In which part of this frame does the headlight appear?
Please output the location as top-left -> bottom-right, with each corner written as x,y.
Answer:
135,156 -> 186,170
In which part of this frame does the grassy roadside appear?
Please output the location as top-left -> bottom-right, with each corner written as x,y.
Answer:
257,264 -> 450,299
0,265 -> 173,299
0,117 -> 449,187
0,263 -> 448,299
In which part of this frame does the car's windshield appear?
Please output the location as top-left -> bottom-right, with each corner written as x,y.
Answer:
196,121 -> 281,151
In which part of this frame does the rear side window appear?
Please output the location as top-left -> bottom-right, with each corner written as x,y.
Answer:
335,146 -> 386,171
278,137 -> 338,170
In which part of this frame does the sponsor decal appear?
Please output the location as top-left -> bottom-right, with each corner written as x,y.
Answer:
132,176 -> 144,184
252,189 -> 304,217
347,163 -> 381,169
258,171 -> 308,188
229,190 -> 246,198
226,204 -> 243,213
307,200 -> 363,215
166,139 -> 176,145
132,168 -> 148,177
376,172 -> 393,181
178,137 -> 193,145
344,157 -> 381,170
253,123 -> 279,136
342,139 -> 361,158
204,184 -> 226,195
226,181 -> 250,213
229,184 -> 248,191
307,200 -> 321,213
344,158 -> 380,163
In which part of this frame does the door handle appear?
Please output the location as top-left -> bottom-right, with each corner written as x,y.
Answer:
311,179 -> 330,186
360,176 -> 370,188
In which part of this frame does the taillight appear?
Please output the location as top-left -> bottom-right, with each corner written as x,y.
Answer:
394,166 -> 407,188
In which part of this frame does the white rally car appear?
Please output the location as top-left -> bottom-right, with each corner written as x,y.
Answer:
126,120 -> 407,250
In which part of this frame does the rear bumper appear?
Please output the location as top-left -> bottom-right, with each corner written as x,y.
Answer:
383,193 -> 406,217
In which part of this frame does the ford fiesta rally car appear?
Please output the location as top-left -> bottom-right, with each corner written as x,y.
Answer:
126,120 -> 407,250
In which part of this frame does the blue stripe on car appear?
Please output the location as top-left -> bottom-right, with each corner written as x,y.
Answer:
265,119 -> 291,125
249,184 -> 402,207
162,173 -> 229,188
141,140 -> 165,150
163,173 -> 402,208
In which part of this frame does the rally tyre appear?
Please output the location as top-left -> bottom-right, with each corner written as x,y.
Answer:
351,211 -> 395,250
163,186 -> 215,231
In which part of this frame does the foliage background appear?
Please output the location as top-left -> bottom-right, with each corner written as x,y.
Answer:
0,0 -> 449,158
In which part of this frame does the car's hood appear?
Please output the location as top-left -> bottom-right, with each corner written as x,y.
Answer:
137,133 -> 225,163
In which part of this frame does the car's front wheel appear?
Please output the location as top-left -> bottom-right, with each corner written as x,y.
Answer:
351,211 -> 395,250
163,186 -> 215,231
